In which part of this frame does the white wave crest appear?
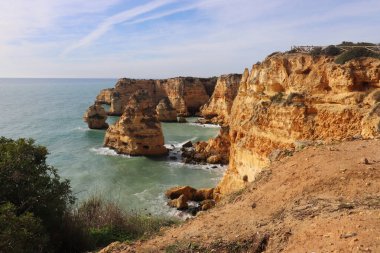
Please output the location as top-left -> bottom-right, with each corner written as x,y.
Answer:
188,123 -> 221,128
90,147 -> 131,158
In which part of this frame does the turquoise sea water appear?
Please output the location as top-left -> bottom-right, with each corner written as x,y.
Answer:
0,78 -> 223,216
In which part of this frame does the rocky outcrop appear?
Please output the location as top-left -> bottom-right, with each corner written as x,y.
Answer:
216,54 -> 380,195
156,98 -> 177,122
96,88 -> 114,105
182,126 -> 230,165
95,77 -> 217,117
200,74 -> 242,125
103,90 -> 168,156
165,186 -> 215,213
83,103 -> 109,129
157,77 -> 217,116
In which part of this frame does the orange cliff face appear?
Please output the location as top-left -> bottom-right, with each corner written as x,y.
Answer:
216,53 -> 380,195
200,74 -> 243,125
103,90 -> 168,156
98,77 -> 217,117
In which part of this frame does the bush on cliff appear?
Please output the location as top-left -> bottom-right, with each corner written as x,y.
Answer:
74,195 -> 177,248
0,202 -> 49,253
0,137 -> 76,251
335,47 -> 380,64
0,137 -> 178,252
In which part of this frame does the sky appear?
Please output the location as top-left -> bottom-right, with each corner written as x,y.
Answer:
0,0 -> 379,78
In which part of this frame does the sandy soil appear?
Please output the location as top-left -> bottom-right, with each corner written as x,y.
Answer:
100,139 -> 380,252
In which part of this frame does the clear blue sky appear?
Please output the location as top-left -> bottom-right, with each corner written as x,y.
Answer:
0,0 -> 379,78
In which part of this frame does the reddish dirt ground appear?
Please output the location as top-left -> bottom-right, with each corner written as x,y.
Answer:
100,139 -> 380,252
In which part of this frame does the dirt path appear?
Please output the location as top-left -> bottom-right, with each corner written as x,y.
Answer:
101,139 -> 380,252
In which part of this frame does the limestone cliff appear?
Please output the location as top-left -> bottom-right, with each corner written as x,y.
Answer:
103,90 -> 167,156
216,54 -> 380,194
83,103 -> 109,129
96,88 -> 114,105
156,98 -> 177,122
200,74 -> 242,125
97,77 -> 217,117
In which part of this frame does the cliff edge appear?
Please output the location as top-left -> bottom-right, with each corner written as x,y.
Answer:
100,139 -> 380,252
216,54 -> 380,195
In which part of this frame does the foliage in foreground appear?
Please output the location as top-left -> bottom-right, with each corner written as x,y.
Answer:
0,137 -> 178,252
74,195 -> 178,248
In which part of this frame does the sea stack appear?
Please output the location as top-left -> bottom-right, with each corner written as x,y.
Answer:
156,98 -> 178,122
83,103 -> 109,129
103,90 -> 168,156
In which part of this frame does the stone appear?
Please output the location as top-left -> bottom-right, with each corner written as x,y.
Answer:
168,194 -> 188,210
156,98 -> 177,122
182,141 -> 193,148
83,103 -> 109,129
207,154 -> 223,164
103,90 -> 168,156
194,188 -> 214,201
165,186 -> 197,200
168,194 -> 189,210
361,158 -> 369,164
200,199 -> 215,211
178,117 -> 187,123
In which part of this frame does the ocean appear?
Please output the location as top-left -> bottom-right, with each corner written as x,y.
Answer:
0,78 -> 224,217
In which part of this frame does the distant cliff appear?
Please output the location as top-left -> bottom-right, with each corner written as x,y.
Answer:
96,77 -> 217,117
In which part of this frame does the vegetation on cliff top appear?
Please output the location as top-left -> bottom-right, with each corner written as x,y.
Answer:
286,41 -> 380,64
0,137 -> 177,252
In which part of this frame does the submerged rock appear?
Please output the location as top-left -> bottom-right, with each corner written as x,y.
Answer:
103,90 -> 168,156
178,117 -> 187,123
83,103 -> 109,129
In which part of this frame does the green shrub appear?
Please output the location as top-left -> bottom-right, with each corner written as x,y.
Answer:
335,47 -> 380,64
310,47 -> 323,57
74,195 -> 179,248
322,45 -> 342,56
0,137 -> 75,251
0,202 -> 49,253
0,138 -> 179,252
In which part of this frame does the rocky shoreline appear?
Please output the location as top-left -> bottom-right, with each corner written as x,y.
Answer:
85,51 -> 380,216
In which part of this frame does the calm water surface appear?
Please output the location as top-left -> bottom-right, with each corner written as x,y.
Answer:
0,78 -> 223,216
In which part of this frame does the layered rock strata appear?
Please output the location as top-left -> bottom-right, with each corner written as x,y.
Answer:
103,90 -> 167,156
200,74 -> 243,125
96,77 -> 217,117
156,98 -> 177,122
216,54 -> 380,195
83,103 -> 109,129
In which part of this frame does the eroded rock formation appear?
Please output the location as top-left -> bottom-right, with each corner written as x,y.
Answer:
96,88 -> 114,105
216,54 -> 380,195
156,98 -> 177,122
83,103 -> 109,129
165,186 -> 215,213
103,90 -> 168,156
200,74 -> 242,125
182,126 -> 230,165
97,77 -> 217,117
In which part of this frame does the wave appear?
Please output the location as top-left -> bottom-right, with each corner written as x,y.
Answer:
188,122 -> 221,128
90,147 -> 131,158
73,126 -> 91,132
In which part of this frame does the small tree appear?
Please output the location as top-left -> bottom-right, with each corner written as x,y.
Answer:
0,137 -> 75,251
